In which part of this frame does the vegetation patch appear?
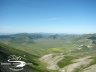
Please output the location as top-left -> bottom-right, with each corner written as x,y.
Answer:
73,66 -> 84,72
89,56 -> 96,65
57,56 -> 75,68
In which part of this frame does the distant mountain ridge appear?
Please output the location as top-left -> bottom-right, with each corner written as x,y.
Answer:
0,33 -> 96,43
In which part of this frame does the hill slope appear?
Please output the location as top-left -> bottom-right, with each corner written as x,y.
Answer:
0,43 -> 48,72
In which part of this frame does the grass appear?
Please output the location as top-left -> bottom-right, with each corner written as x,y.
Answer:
73,56 -> 96,72
89,56 -> 96,65
57,56 -> 76,68
0,43 -> 49,72
73,66 -> 84,72
6,39 -> 76,56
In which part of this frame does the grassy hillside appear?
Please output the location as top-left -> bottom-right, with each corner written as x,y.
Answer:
0,43 -> 49,72
0,33 -> 96,72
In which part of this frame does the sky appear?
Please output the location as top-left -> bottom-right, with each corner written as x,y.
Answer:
0,0 -> 96,34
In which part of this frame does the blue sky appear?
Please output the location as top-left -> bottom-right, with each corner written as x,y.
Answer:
0,0 -> 96,34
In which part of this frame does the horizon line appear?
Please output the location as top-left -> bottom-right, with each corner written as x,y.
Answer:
0,32 -> 96,35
